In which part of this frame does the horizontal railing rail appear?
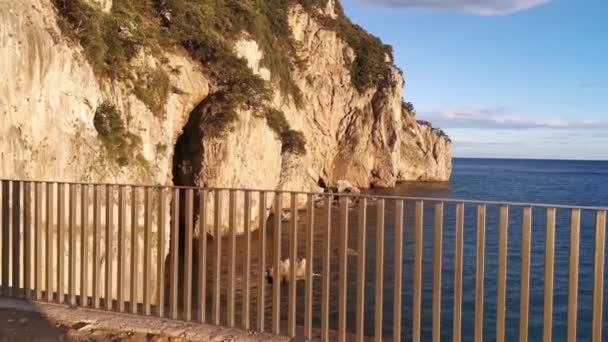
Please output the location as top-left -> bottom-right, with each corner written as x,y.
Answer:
0,179 -> 605,341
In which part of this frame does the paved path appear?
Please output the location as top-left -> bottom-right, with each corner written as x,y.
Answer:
0,298 -> 288,342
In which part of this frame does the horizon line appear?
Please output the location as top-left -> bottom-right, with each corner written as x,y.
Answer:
454,156 -> 608,162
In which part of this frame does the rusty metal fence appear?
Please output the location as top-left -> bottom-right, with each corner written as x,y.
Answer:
0,179 -> 606,342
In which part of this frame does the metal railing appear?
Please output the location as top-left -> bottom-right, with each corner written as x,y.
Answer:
0,179 -> 605,341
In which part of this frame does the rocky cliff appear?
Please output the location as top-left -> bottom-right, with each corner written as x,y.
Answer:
0,0 -> 451,302
1,0 -> 451,229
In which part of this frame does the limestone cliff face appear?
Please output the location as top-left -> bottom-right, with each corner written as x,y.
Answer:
1,0 -> 451,236
0,0 -> 451,303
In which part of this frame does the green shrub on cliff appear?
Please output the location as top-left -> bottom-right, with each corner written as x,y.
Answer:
53,0 -> 392,140
94,101 -> 147,167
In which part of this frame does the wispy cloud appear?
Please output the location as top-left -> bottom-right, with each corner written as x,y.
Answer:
361,0 -> 550,15
420,107 -> 608,129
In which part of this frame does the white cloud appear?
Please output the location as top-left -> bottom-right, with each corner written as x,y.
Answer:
361,0 -> 550,15
420,107 -> 608,130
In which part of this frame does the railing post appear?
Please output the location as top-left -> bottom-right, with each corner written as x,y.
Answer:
105,185 -> 114,311
131,187 -> 140,314
393,200 -> 404,342
80,184 -> 89,307
321,194 -> 331,341
68,184 -> 78,306
170,188 -> 179,320
413,200 -> 423,342
24,182 -> 31,299
288,193 -> 298,338
117,186 -> 126,312
14,181 -> 23,299
375,199 -> 386,342
453,203 -> 464,342
519,207 -> 532,342
242,190 -> 252,330
184,189 -> 194,321
592,210 -> 606,342
46,182 -> 55,303
257,191 -> 267,332
58,183 -> 66,304
143,187 -> 152,316
474,204 -> 486,342
92,185 -> 101,309
497,205 -> 509,342
272,192 -> 282,335
433,202 -> 444,342
156,188 -> 166,318
338,196 -> 349,342
543,208 -> 556,342
213,190 -> 222,325
227,190 -> 236,327
198,189 -> 208,323
1,181 -> 9,296
304,194 -> 315,341
567,209 -> 581,342
35,182 -> 43,301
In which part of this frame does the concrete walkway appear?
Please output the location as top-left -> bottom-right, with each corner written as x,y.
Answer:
0,298 -> 289,341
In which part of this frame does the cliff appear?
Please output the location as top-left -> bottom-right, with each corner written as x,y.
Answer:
0,0 -> 451,302
1,0 -> 451,229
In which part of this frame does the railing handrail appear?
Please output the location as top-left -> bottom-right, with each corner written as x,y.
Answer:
1,178 -> 607,211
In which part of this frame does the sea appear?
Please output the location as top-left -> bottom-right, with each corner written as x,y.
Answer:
218,158 -> 608,340
363,158 -> 608,341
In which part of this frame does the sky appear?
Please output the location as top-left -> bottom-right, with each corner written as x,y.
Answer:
341,0 -> 608,160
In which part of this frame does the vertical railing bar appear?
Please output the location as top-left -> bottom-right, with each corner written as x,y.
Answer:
592,210 -> 606,342
321,194 -> 331,341
198,189 -> 208,323
338,196 -> 349,342
257,191 -> 267,332
288,193 -> 298,338
57,183 -> 66,304
0,181 -> 8,296
375,199 -> 386,342
131,187 -> 140,314
18,181 -> 26,299
272,192 -> 282,335
143,188 -> 152,316
393,200 -> 404,342
117,186 -> 127,312
453,203 -> 465,342
227,190 -> 236,327
242,190 -> 252,330
474,204 -> 486,342
213,190 -> 222,325
567,208 -> 581,342
80,184 -> 89,307
433,202 -> 444,342
46,182 -> 54,303
170,188 -> 179,320
19,181 -> 27,299
105,185 -> 113,311
92,185 -> 101,309
497,205 -> 509,342
69,184 -> 77,306
157,188 -> 166,318
35,182 -> 43,300
304,194 -> 315,341
519,207 -> 532,342
543,208 -> 556,342
413,200 -> 423,342
184,189 -> 194,321
356,198 -> 367,342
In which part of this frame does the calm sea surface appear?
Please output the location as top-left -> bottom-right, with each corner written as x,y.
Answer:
365,158 -> 608,341
215,158 -> 608,340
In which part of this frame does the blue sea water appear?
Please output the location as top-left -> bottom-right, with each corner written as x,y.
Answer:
365,158 -> 608,341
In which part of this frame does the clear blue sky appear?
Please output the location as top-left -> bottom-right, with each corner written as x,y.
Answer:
341,0 -> 608,160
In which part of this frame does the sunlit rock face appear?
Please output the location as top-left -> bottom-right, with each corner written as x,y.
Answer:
0,0 -> 451,301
